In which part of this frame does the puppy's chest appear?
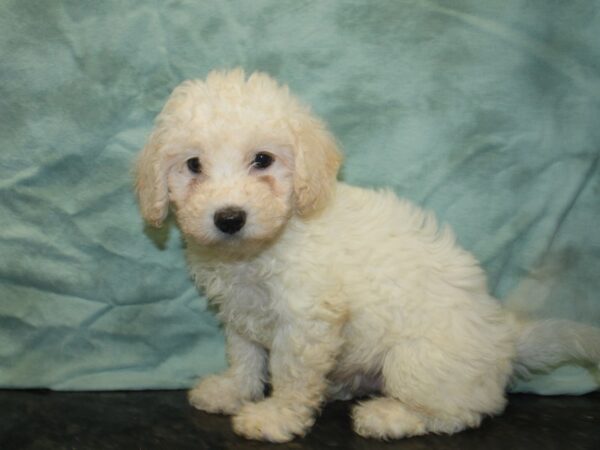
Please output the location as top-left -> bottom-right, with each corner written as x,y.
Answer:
198,264 -> 282,349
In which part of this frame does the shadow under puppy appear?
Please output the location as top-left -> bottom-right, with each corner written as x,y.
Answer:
135,69 -> 600,442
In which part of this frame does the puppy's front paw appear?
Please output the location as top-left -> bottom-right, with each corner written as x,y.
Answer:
188,375 -> 247,415
232,399 -> 314,443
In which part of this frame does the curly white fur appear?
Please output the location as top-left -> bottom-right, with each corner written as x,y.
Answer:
135,69 -> 600,442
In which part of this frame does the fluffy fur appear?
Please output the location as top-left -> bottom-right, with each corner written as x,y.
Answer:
135,69 -> 600,442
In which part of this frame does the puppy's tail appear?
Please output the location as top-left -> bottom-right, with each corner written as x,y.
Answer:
512,317 -> 600,378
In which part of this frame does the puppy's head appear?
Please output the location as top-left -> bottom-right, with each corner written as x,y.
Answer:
135,69 -> 342,247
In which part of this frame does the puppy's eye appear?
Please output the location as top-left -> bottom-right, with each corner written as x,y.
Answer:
186,157 -> 201,174
252,152 -> 274,170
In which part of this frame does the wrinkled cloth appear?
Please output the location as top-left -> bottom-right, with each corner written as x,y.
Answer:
0,0 -> 598,392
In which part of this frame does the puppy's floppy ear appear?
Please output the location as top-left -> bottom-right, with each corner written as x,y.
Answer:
134,128 -> 170,227
134,80 -> 200,227
292,114 -> 343,217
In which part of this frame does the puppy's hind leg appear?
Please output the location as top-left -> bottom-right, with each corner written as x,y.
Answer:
352,342 -> 505,439
353,396 -> 483,439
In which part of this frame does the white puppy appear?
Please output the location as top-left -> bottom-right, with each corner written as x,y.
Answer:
135,69 -> 600,442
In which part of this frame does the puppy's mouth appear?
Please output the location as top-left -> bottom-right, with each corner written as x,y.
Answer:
205,220 -> 283,251
180,207 -> 289,250
214,229 -> 247,243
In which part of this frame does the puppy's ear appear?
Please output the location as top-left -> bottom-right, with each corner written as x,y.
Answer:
292,115 -> 342,217
134,81 -> 200,227
134,128 -> 170,227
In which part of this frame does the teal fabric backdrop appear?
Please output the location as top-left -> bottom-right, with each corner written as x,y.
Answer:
1,0 -> 599,392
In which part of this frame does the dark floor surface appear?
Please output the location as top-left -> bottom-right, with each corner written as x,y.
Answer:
0,390 -> 599,450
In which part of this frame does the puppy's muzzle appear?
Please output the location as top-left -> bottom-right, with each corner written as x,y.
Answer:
214,207 -> 247,235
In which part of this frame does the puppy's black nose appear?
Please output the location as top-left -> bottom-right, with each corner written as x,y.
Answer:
214,207 -> 247,235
